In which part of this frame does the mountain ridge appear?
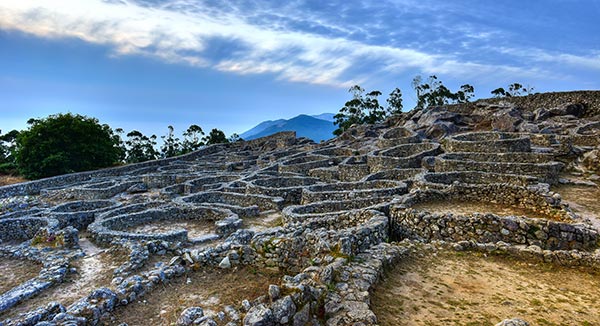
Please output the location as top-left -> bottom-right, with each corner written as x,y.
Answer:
240,114 -> 336,142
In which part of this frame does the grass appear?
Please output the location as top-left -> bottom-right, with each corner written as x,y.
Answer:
102,265 -> 282,325
371,248 -> 600,326
0,174 -> 27,186
0,257 -> 42,293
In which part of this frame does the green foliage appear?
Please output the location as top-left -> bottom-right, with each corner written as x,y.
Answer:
181,124 -> 205,154
491,83 -> 534,97
412,75 -> 474,109
14,113 -> 123,179
0,129 -> 19,165
334,85 -> 392,135
334,85 -> 406,135
124,130 -> 159,163
0,162 -> 18,175
228,133 -> 243,143
160,125 -> 181,158
386,87 -> 403,115
203,128 -> 229,145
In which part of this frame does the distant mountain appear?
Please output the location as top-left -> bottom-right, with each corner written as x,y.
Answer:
311,113 -> 336,122
240,114 -> 336,142
239,118 -> 287,140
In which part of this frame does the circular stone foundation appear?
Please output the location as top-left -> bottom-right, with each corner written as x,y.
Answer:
88,206 -> 240,244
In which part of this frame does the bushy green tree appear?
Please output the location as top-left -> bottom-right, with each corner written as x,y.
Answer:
14,113 -> 123,179
203,128 -> 229,145
125,130 -> 159,163
412,75 -> 474,108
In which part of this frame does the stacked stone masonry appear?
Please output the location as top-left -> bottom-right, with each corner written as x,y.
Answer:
0,92 -> 599,325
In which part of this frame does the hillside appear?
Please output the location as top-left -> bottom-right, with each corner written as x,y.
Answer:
0,91 -> 599,325
240,114 -> 335,142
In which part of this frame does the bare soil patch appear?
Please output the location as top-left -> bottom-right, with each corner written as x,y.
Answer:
412,200 -> 557,220
0,257 -> 42,294
102,266 -> 282,326
552,183 -> 600,228
0,241 -> 128,320
371,249 -> 600,326
243,211 -> 283,232
127,220 -> 216,238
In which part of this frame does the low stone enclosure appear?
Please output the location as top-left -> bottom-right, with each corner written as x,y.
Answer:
0,92 -> 600,325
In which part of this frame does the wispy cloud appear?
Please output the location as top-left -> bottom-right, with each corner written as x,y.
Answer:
0,0 -> 597,87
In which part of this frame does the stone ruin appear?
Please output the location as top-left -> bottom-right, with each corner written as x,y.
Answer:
0,91 -> 599,325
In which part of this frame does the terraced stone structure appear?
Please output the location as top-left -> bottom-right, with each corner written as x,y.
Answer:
0,91 -> 599,326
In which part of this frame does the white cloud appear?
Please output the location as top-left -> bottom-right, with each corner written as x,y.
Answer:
0,0 -> 586,87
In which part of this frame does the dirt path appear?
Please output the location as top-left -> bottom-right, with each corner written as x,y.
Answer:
371,249 -> 600,326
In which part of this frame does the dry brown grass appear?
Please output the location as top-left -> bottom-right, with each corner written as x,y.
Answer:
371,249 -> 600,326
102,266 -> 282,326
0,174 -> 27,186
0,257 -> 42,294
552,183 -> 600,225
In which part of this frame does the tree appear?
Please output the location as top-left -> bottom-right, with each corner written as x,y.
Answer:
333,85 -> 389,135
0,129 -> 19,174
203,128 -> 229,145
181,124 -> 205,154
124,130 -> 159,163
14,113 -> 123,179
412,75 -> 474,108
386,87 -> 403,115
491,83 -> 535,97
160,125 -> 181,158
228,133 -> 243,143
0,129 -> 19,164
491,87 -> 507,98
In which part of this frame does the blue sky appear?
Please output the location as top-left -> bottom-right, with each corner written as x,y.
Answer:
1,0 -> 599,138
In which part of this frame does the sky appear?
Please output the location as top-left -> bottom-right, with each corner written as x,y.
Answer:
1,0 -> 599,139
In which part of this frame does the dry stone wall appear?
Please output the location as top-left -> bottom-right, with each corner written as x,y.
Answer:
0,93 -> 599,326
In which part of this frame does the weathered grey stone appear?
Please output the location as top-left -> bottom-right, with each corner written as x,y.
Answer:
177,307 -> 204,326
243,304 -> 274,326
495,318 -> 530,326
272,296 -> 296,324
219,256 -> 231,269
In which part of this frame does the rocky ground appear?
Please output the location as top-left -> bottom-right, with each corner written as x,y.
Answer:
0,90 -> 599,326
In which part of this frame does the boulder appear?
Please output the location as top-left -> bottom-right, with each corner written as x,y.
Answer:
177,307 -> 204,326
272,296 -> 296,324
495,318 -> 530,326
243,304 -> 274,326
491,108 -> 523,132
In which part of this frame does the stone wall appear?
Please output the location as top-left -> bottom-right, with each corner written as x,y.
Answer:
390,207 -> 598,250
